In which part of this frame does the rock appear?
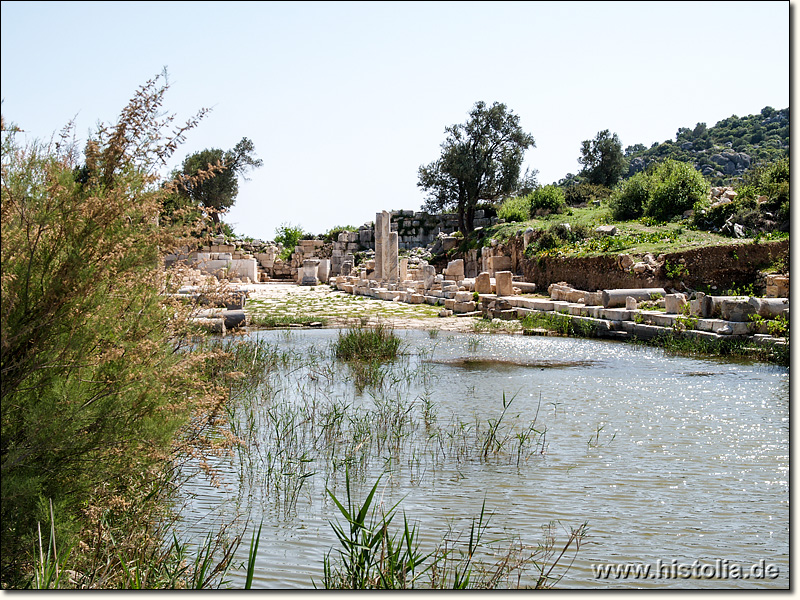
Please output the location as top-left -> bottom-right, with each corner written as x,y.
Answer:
595,225 -> 617,236
617,254 -> 634,270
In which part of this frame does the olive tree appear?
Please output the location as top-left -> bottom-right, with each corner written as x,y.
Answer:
578,130 -> 626,187
418,101 -> 535,233
176,137 -> 263,225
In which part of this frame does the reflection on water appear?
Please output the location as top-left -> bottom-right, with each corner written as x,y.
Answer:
176,329 -> 789,589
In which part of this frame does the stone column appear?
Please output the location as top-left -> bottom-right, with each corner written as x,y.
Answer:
387,231 -> 399,282
422,264 -> 436,290
399,257 -> 408,282
374,211 -> 391,281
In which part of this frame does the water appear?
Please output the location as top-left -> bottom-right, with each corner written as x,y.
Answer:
175,329 -> 789,589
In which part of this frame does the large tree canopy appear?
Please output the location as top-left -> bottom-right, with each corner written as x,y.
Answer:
418,101 -> 535,233
577,129 -> 626,187
177,137 -> 263,224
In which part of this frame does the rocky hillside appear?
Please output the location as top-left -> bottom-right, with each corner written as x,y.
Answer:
624,106 -> 789,185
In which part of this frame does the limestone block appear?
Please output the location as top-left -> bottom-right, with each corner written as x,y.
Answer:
444,298 -> 455,310
300,259 -> 320,286
595,225 -> 617,236
765,275 -> 789,298
453,301 -> 476,313
601,288 -> 667,308
423,265 -> 436,290
748,297 -> 789,319
444,259 -> 465,281
475,272 -> 492,295
495,271 -> 514,296
617,254 -> 634,270
720,298 -> 756,322
584,292 -> 603,307
664,294 -> 687,314
626,296 -> 638,310
317,259 -> 331,283
487,255 -> 512,276
454,291 -> 473,303
409,294 -> 425,304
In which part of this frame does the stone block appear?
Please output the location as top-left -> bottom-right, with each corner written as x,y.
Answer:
749,297 -> 789,318
765,275 -> 789,298
487,255 -> 512,275
601,288 -> 667,308
720,298 -> 756,322
664,294 -> 687,314
495,271 -> 514,296
453,301 -> 476,313
475,272 -> 492,295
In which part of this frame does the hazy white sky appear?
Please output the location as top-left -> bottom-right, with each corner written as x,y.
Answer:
1,1 -> 790,240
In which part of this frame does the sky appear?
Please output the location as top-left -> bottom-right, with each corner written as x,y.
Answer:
1,1 -> 791,241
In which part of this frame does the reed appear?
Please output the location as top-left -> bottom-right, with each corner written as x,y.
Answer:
333,323 -> 402,362
321,473 -> 588,589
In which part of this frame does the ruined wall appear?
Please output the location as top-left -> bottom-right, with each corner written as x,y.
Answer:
520,239 -> 788,292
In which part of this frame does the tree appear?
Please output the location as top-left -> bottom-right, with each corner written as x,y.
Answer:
418,101 -> 535,233
177,137 -> 263,225
577,130 -> 626,187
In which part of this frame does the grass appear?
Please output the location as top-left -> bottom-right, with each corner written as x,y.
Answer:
333,323 -> 403,361
485,205 -> 783,258
321,470 -> 587,589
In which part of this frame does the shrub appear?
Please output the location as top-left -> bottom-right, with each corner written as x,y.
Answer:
1,74 -> 233,585
608,171 -> 649,220
275,222 -> 309,260
563,183 -> 612,206
644,159 -> 710,222
322,225 -> 358,244
497,195 -> 531,222
528,185 -> 566,216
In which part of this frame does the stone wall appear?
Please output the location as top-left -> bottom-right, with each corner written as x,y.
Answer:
356,209 -> 496,251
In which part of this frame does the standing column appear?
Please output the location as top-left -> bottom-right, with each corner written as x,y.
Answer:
374,211 -> 390,281
387,231 -> 399,283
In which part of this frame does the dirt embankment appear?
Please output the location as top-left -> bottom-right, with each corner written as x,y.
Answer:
520,239 -> 788,292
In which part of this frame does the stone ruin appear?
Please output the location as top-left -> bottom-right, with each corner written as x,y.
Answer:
331,211 -> 536,316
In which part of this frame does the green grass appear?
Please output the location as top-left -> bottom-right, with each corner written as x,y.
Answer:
486,205 -> 782,258
333,323 -> 403,361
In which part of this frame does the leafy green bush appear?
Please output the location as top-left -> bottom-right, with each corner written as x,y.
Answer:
608,171 -> 649,220
528,185 -> 566,216
497,195 -> 531,222
562,183 -> 612,206
322,225 -> 357,244
275,222 -> 309,260
644,159 -> 710,222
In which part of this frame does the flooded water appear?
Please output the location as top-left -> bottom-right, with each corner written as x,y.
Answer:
175,328 -> 789,589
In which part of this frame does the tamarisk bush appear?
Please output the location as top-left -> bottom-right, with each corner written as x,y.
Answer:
1,72 -> 238,587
